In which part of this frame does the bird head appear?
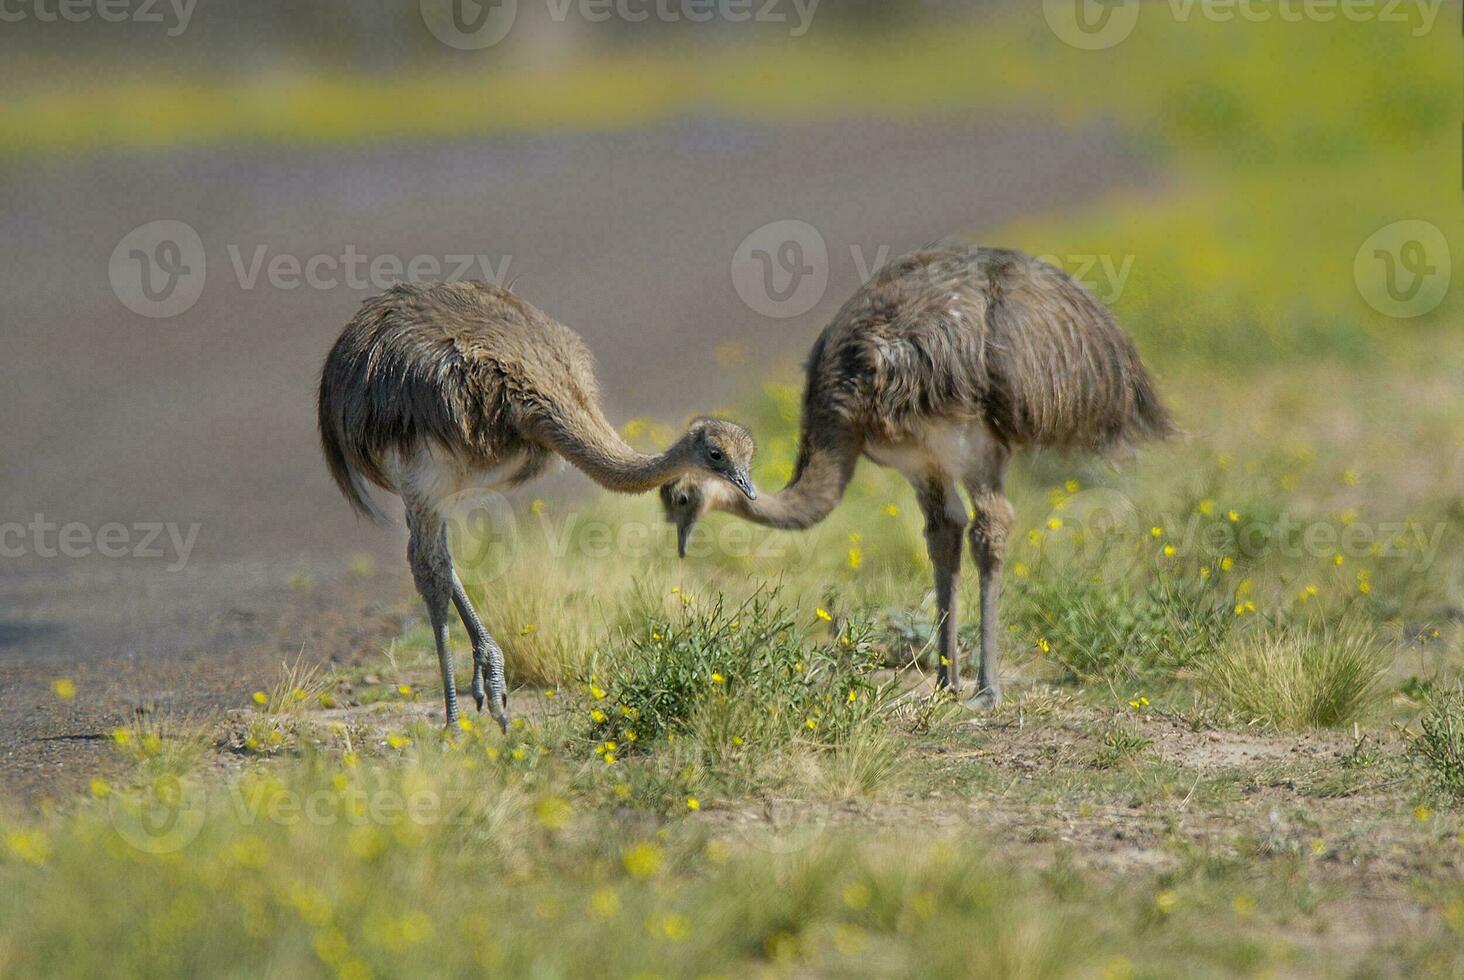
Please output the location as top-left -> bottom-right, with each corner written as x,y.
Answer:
680,417 -> 756,503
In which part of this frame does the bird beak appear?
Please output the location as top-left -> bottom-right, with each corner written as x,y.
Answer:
676,519 -> 692,559
729,470 -> 757,500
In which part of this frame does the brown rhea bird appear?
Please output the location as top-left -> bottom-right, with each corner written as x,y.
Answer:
662,246 -> 1175,706
319,280 -> 757,730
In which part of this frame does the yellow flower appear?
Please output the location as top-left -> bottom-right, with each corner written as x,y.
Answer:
1162,545 -> 1176,557
111,727 -> 132,746
625,730 -> 637,742
1037,638 -> 1050,653
1227,510 -> 1240,523
1047,517 -> 1063,530
89,778 -> 110,798
387,733 -> 411,750
883,503 -> 899,517
51,678 -> 76,701
1064,479 -> 1080,493
622,842 -> 662,879
805,718 -> 817,731
456,717 -> 475,733
1232,895 -> 1256,918
731,736 -> 744,747
589,684 -> 607,700
1333,553 -> 1345,566
842,882 -> 871,909
686,797 -> 700,811
1150,526 -> 1163,538
5,830 -> 50,866
1220,557 -> 1235,571
1342,468 -> 1359,486
711,673 -> 726,685
847,546 -> 862,570
590,709 -> 607,724
1310,837 -> 1326,854
1414,804 -> 1432,822
1197,499 -> 1216,517
602,753 -> 617,765
1199,565 -> 1211,579
397,684 -> 413,697
535,797 -> 572,830
816,608 -> 832,622
251,691 -> 268,706
1154,890 -> 1179,915
530,499 -> 545,515
520,624 -> 535,635
589,887 -> 620,919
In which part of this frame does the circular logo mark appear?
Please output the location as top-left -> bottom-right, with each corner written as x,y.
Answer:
420,0 -> 517,50
440,488 -> 519,582
1043,0 -> 1140,51
731,219 -> 829,319
1354,219 -> 1451,319
108,776 -> 207,854
109,220 -> 206,319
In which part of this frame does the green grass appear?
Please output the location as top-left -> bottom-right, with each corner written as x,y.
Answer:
1197,622 -> 1388,730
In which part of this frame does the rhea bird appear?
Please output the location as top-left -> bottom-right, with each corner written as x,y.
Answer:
662,246 -> 1176,706
318,280 -> 756,730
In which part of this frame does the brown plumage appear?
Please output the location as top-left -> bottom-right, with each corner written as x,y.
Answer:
663,246 -> 1176,704
319,280 -> 755,729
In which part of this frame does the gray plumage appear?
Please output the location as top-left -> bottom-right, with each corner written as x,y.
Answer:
319,280 -> 755,729
663,246 -> 1176,704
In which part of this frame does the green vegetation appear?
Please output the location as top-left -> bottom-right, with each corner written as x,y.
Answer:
5,9 -> 1464,978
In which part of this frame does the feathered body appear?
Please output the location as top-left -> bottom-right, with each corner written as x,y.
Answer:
788,246 -> 1174,509
664,245 -> 1176,704
318,280 -> 755,730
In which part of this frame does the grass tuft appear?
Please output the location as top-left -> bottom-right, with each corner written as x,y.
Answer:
1197,623 -> 1386,729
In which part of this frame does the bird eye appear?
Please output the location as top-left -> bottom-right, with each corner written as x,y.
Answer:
676,493 -> 690,507
708,448 -> 723,462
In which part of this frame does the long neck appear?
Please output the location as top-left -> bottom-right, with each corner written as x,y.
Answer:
727,427 -> 860,530
538,409 -> 691,494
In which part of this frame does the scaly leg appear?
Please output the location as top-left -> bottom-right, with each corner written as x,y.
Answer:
914,476 -> 968,693
965,469 -> 1014,708
406,504 -> 460,727
452,571 -> 509,732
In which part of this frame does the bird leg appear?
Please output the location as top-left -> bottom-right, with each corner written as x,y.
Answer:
452,571 -> 509,732
407,509 -> 461,728
916,478 -> 968,694
967,489 -> 1014,708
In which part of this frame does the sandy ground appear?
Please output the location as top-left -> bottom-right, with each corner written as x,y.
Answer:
0,113 -> 1149,803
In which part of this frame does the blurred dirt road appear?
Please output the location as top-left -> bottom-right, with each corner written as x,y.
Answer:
0,115 -> 1147,800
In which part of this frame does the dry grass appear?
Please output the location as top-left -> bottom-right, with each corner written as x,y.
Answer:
1197,623 -> 1388,730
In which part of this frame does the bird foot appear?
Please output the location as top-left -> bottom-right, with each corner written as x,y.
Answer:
960,686 -> 1002,711
473,661 -> 510,733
